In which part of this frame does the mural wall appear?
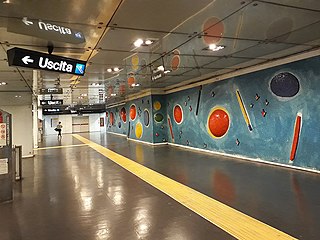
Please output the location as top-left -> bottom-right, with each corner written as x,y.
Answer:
166,55 -> 320,171
106,95 -> 154,143
107,55 -> 320,171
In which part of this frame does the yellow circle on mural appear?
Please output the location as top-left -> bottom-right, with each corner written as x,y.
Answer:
135,122 -> 143,139
153,101 -> 161,111
131,55 -> 139,71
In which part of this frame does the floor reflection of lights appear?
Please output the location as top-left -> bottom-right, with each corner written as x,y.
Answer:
80,191 -> 93,212
96,220 -> 110,240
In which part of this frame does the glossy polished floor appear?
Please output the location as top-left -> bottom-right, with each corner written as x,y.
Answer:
0,132 -> 319,240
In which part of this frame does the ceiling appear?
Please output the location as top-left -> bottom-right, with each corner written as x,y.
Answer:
0,0 -> 319,106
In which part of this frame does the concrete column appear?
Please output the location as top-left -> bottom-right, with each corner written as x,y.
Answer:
32,70 -> 39,149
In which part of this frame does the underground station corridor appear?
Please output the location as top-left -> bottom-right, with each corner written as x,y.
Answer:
1,0 -> 320,239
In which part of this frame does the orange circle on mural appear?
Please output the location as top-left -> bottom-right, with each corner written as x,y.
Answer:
110,112 -> 115,126
171,50 -> 180,71
203,17 -> 224,45
128,76 -> 135,86
173,105 -> 183,124
208,108 -> 229,138
130,105 -> 137,120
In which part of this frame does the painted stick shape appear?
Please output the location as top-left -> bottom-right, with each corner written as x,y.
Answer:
196,85 -> 202,116
127,121 -> 131,137
290,112 -> 302,161
236,89 -> 253,131
167,115 -> 175,143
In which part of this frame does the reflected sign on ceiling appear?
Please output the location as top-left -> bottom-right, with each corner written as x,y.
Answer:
7,17 -> 86,44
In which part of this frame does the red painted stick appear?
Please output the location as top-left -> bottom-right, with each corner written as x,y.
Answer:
290,113 -> 302,161
168,116 -> 174,143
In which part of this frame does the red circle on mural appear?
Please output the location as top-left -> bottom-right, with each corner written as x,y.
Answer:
173,105 -> 183,124
130,105 -> 136,120
110,112 -> 115,126
108,86 -> 113,95
203,17 -> 224,45
208,108 -> 229,138
119,84 -> 126,95
120,107 -> 126,123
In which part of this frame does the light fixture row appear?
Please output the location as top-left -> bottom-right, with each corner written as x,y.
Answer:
134,38 -> 154,48
0,82 -> 7,86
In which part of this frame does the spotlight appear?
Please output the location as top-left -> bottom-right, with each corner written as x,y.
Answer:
145,40 -> 153,45
208,44 -> 225,51
107,68 -> 112,73
134,39 -> 143,47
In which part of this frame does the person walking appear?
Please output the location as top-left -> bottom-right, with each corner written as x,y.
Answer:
55,122 -> 63,139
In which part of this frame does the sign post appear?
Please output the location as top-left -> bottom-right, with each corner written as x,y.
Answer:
7,47 -> 87,76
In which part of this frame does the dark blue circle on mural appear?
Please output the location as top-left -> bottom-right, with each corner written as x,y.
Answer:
118,122 -> 121,128
144,109 -> 150,127
270,72 -> 299,97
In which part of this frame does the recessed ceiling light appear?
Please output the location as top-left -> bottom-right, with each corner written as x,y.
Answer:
145,40 -> 153,45
111,93 -> 117,96
15,95 -> 21,98
0,82 -> 7,85
107,68 -> 112,73
134,38 -> 143,47
3,0 -> 10,3
113,67 -> 119,72
208,44 -> 225,51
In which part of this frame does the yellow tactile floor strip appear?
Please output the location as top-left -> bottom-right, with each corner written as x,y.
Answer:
72,134 -> 297,240
34,143 -> 88,150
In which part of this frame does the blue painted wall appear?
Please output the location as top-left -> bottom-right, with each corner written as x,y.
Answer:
166,56 -> 320,171
107,55 -> 320,171
106,95 -> 154,143
151,95 -> 168,143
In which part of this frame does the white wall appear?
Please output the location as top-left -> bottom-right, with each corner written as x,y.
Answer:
44,113 -> 106,135
89,113 -> 106,132
0,105 -> 33,157
43,114 -> 73,135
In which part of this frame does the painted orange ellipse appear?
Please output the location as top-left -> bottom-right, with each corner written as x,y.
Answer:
110,112 -> 115,126
203,17 -> 224,45
120,107 -> 126,123
171,50 -> 180,71
128,76 -> 135,86
208,108 -> 229,138
130,105 -> 137,121
173,105 -> 183,124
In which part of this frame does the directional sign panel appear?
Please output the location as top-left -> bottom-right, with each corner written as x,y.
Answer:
7,17 -> 86,44
7,47 -> 87,76
40,100 -> 63,105
39,88 -> 63,94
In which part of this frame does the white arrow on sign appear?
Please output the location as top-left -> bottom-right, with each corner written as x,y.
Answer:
22,56 -> 34,65
22,17 -> 33,26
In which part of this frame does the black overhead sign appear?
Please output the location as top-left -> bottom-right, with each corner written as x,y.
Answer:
7,17 -> 86,44
39,88 -> 63,94
7,47 -> 87,76
40,100 -> 63,105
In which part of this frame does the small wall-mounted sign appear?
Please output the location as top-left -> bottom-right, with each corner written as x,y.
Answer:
0,123 -> 6,146
0,158 -> 8,175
